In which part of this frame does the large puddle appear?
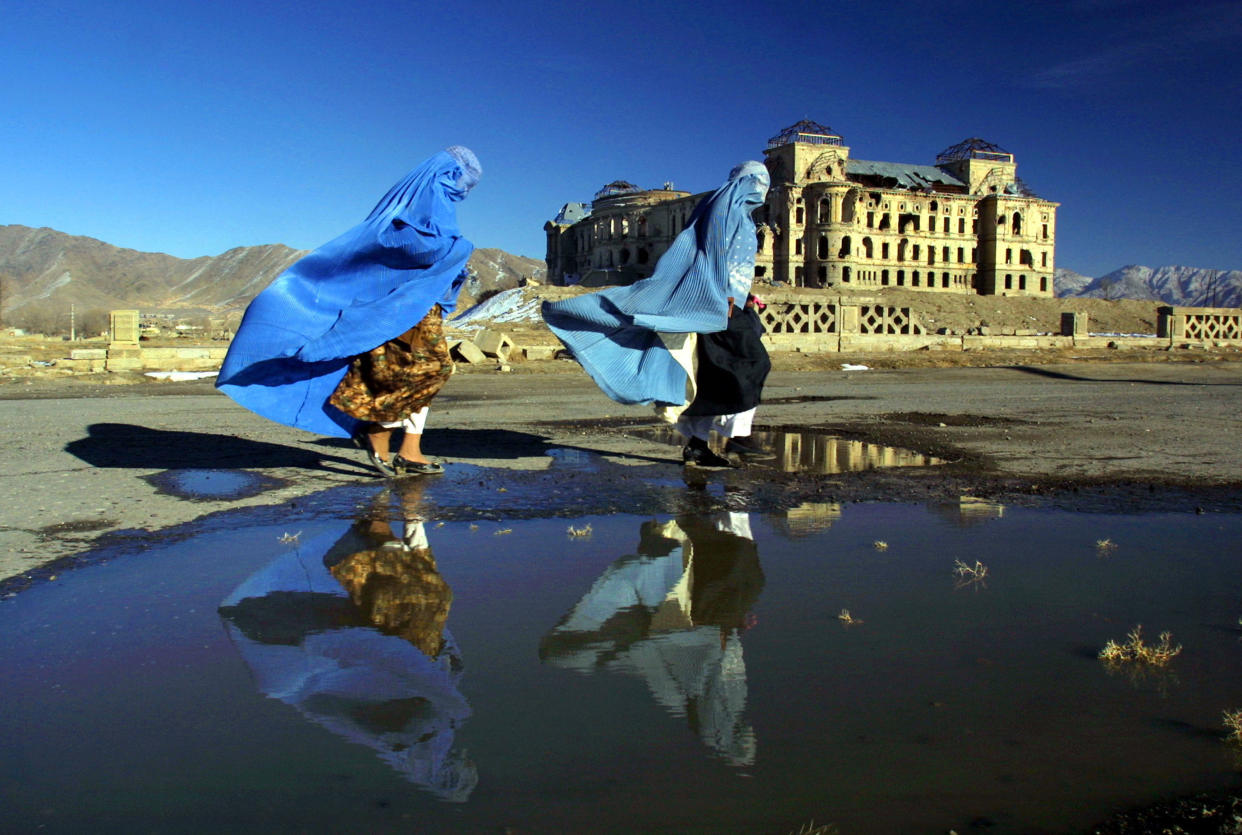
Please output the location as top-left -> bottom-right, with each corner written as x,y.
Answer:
3,478 -> 1241,833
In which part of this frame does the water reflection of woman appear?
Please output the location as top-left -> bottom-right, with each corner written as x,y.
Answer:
218,481 -> 476,801
539,512 -> 764,766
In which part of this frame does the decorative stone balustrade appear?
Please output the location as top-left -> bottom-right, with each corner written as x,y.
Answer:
1158,306 -> 1242,341
757,293 -> 925,350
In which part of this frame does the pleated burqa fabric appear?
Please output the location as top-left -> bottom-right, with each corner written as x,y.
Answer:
541,161 -> 769,407
216,148 -> 481,437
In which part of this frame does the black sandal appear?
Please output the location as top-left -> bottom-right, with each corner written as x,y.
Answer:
393,455 -> 444,475
351,427 -> 397,478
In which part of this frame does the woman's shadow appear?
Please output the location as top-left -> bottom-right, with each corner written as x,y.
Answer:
66,423 -> 666,475
66,422 -> 364,476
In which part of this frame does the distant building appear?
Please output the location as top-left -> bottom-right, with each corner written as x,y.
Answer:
544,120 -> 1059,296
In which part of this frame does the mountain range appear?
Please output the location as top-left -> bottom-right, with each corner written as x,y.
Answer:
0,225 -> 544,331
1,224 -> 1237,334
1054,265 -> 1242,307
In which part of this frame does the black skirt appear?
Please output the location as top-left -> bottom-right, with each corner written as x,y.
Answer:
683,306 -> 771,417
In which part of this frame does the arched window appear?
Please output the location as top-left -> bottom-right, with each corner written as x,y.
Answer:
862,237 -> 873,258
838,236 -> 851,257
841,191 -> 857,223
817,234 -> 828,259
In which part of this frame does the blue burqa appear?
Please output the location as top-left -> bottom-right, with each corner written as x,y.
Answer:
541,161 -> 769,406
217,147 -> 481,437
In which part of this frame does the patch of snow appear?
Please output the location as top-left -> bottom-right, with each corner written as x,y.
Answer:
451,287 -> 543,328
37,273 -> 73,299
841,363 -> 870,371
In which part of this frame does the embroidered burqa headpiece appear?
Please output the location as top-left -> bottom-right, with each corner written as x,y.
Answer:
541,161 -> 769,406
217,148 -> 480,437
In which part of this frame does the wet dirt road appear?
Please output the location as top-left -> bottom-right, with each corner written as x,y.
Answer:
2,358 -> 1240,584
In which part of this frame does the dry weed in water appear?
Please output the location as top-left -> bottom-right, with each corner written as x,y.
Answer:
953,559 -> 988,581
873,541 -> 888,551
1096,538 -> 1118,553
1223,709 -> 1242,743
838,609 -> 863,626
952,559 -> 989,590
278,531 -> 302,544
1099,625 -> 1182,667
789,822 -> 838,835
567,524 -> 593,538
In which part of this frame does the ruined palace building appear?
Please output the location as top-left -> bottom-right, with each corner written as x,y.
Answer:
545,120 -> 1058,296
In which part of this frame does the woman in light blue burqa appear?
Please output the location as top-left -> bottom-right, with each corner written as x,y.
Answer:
217,147 -> 481,477
542,161 -> 772,467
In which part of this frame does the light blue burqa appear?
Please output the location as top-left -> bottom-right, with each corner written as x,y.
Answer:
217,147 -> 481,437
541,161 -> 769,406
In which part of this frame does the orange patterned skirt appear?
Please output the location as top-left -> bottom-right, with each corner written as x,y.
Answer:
329,304 -> 453,422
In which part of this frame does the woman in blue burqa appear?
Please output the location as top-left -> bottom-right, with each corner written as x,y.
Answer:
217,147 -> 481,477
542,161 -> 773,468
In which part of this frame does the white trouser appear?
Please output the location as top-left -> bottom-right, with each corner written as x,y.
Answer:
675,407 -> 756,442
379,406 -> 429,434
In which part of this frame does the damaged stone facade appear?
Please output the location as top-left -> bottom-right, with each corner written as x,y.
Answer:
545,121 -> 1059,296
544,181 -> 697,287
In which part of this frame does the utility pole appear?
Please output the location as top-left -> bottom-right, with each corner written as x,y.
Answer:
70,304 -> 76,341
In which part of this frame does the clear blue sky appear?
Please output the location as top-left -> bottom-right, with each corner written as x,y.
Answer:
4,0 -> 1240,278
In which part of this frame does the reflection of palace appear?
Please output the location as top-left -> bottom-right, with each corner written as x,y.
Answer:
218,484 -> 476,801
540,513 -> 765,766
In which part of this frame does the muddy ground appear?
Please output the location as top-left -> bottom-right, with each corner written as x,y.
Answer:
3,349 -> 1240,587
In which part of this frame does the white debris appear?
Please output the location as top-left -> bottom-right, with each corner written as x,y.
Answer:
840,364 -> 870,372
145,371 -> 219,381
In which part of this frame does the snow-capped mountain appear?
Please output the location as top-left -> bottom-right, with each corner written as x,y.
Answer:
1056,265 -> 1242,307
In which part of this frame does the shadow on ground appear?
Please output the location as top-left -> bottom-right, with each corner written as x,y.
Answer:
1010,365 -> 1242,386
67,422 -> 362,476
